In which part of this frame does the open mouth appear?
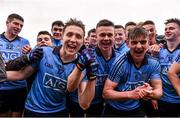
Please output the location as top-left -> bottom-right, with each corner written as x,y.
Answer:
101,40 -> 112,45
134,49 -> 144,54
67,44 -> 76,51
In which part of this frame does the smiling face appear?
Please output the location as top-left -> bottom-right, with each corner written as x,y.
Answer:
143,24 -> 156,45
96,26 -> 115,52
127,27 -> 149,65
6,18 -> 23,36
37,34 -> 52,47
114,27 -> 126,46
164,22 -> 180,42
61,25 -> 84,56
128,36 -> 149,63
51,25 -> 64,40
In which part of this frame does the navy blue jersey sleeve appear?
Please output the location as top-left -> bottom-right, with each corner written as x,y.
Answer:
108,55 -> 127,83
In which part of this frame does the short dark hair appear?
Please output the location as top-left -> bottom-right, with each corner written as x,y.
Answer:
7,13 -> 24,22
143,20 -> 155,26
115,25 -> 125,30
96,19 -> 114,29
87,28 -> 96,37
165,18 -> 180,27
51,20 -> 64,28
37,31 -> 52,40
128,26 -> 148,40
63,18 -> 85,37
125,21 -> 136,29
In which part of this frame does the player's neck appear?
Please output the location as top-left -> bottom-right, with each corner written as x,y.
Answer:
4,32 -> 17,41
60,49 -> 77,63
167,39 -> 179,51
101,48 -> 112,61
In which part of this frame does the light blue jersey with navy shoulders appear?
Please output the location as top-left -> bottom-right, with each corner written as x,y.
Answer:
70,47 -> 121,104
0,33 -> 30,90
107,52 -> 161,111
175,53 -> 180,63
157,44 -> 180,103
25,46 -> 78,113
52,38 -> 62,46
114,42 -> 129,55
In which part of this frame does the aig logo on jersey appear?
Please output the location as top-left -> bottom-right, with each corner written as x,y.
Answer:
43,73 -> 67,92
0,50 -> 20,61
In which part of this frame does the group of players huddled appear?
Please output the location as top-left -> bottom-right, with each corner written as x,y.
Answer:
0,13 -> 179,117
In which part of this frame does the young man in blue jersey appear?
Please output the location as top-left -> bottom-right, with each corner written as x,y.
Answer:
168,55 -> 180,96
51,20 -> 64,46
5,18 -> 97,117
140,20 -> 165,117
154,18 -> 180,117
114,25 -> 129,54
68,19 -> 121,117
87,28 -> 97,48
124,21 -> 137,41
0,13 -> 30,117
102,26 -> 162,117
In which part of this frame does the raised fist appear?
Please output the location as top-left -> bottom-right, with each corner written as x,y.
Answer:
27,47 -> 43,62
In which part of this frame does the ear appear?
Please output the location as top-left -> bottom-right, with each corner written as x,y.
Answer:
6,20 -> 9,25
126,39 -> 130,48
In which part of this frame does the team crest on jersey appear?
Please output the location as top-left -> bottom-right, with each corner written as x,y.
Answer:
43,73 -> 67,92
6,43 -> 13,49
57,65 -> 64,74
0,50 -> 20,61
16,45 -> 22,51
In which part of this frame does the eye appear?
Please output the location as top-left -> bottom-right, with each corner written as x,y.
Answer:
107,33 -> 113,37
131,41 -> 138,45
66,32 -> 73,37
75,34 -> 82,39
37,38 -> 42,42
99,33 -> 106,37
44,38 -> 50,41
149,28 -> 154,32
140,40 -> 147,45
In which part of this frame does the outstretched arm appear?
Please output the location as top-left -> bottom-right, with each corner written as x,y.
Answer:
7,65 -> 36,81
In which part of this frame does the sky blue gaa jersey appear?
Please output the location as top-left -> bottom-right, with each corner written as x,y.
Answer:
175,53 -> 180,63
52,38 -> 62,46
70,47 -> 121,104
114,42 -> 129,55
25,46 -> 78,113
158,45 -> 180,103
107,52 -> 161,111
0,33 -> 30,90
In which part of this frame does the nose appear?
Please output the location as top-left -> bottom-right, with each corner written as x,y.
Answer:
70,35 -> 76,42
136,42 -> 142,48
104,35 -> 109,40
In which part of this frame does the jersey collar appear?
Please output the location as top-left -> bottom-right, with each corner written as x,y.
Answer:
127,51 -> 148,67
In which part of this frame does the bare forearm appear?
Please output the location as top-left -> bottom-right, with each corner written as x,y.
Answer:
103,90 -> 130,100
67,67 -> 83,92
169,74 -> 180,95
79,80 -> 96,110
